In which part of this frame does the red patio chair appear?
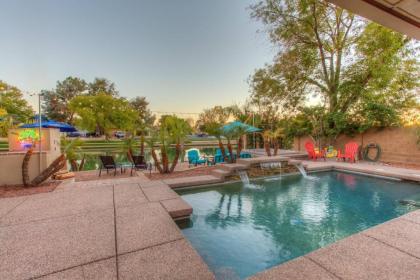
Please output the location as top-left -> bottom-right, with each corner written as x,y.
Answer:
305,141 -> 326,161
337,142 -> 358,163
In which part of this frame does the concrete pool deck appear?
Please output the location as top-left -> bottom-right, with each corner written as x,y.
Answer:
0,175 -> 213,280
249,211 -> 420,280
1,161 -> 420,279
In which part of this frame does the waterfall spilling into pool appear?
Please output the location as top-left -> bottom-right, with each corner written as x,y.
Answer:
238,170 -> 250,185
293,163 -> 318,180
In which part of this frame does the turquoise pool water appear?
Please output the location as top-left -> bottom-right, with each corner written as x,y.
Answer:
177,171 -> 420,279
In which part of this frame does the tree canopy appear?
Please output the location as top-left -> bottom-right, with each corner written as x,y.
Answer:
249,0 -> 419,138
42,76 -> 88,124
130,96 -> 156,133
88,78 -> 119,96
69,93 -> 137,137
0,80 -> 34,123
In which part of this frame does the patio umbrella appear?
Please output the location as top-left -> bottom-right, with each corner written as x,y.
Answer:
20,120 -> 77,132
221,121 -> 261,134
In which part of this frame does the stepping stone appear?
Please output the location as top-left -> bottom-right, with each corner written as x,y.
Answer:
160,198 -> 192,219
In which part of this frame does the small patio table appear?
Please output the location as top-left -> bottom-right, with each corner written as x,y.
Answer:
206,155 -> 215,166
117,162 -> 134,174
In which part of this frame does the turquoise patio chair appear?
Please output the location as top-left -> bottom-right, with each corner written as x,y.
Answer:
240,151 -> 252,158
187,149 -> 207,167
215,148 -> 230,163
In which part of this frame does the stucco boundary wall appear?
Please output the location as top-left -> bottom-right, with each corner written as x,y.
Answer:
293,127 -> 420,167
0,128 -> 62,186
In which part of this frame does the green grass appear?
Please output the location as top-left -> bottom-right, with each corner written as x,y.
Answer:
0,140 -> 8,149
0,138 -> 231,153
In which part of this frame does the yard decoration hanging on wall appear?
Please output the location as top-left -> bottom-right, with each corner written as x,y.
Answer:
17,129 -> 41,149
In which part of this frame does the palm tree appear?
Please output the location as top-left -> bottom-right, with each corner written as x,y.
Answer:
22,135 -> 87,187
22,147 -> 34,186
31,136 -> 87,186
146,116 -> 191,174
262,128 -> 285,156
233,127 -> 248,159
263,130 -> 272,157
19,130 -> 41,187
145,131 -> 163,173
271,128 -> 285,156
202,121 -> 227,161
167,117 -> 191,172
30,154 -> 66,186
159,122 -> 171,173
123,136 -> 137,162
61,137 -> 85,171
222,126 -> 249,163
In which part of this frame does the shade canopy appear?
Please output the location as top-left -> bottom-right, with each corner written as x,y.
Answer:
20,120 -> 77,132
222,121 -> 261,134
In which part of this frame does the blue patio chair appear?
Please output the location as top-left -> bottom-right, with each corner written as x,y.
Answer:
214,148 -> 224,163
240,152 -> 252,158
187,149 -> 207,167
215,148 -> 230,163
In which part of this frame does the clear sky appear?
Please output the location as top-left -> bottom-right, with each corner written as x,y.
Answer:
0,0 -> 274,117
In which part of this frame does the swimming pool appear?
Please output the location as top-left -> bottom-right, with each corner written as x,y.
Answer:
177,171 -> 420,279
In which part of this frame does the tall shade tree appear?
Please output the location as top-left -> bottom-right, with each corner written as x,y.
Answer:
69,93 -> 137,138
0,80 -> 33,123
88,78 -> 119,96
250,0 -> 419,131
42,76 -> 88,124
130,97 -> 156,156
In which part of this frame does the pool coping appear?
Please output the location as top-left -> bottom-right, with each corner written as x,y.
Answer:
1,161 -> 419,280
248,209 -> 420,280
174,161 -> 420,279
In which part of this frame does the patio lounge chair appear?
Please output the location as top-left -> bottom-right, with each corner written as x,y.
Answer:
305,141 -> 326,161
130,155 -> 147,175
187,149 -> 207,167
337,142 -> 359,163
99,155 -> 117,176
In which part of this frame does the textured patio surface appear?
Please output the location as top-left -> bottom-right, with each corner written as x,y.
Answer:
301,160 -> 420,182
1,161 -> 420,279
250,210 -> 420,280
0,175 -> 213,280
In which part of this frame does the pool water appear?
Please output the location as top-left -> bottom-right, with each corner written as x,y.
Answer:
177,171 -> 420,279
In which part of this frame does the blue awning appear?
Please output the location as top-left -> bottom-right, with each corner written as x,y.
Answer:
20,120 -> 77,132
